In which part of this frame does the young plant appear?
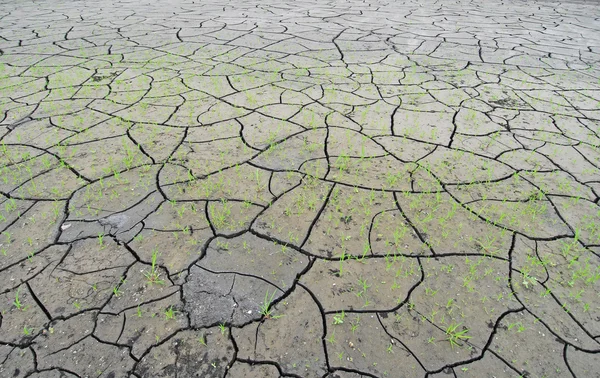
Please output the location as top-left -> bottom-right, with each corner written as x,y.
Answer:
112,282 -> 124,297
164,305 -> 176,320
350,315 -> 361,334
333,310 -> 346,325
144,248 -> 165,285
444,322 -> 471,349
259,290 -> 281,319
13,288 -> 28,311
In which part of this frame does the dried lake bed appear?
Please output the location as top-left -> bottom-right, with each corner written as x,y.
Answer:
1,0 -> 600,377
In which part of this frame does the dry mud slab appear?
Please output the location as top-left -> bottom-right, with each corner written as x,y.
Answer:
1,0 -> 600,377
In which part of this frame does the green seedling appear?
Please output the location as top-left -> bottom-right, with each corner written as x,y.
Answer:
445,322 -> 471,349
350,316 -> 361,334
13,288 -> 28,311
260,290 -> 282,319
327,330 -> 336,345
164,305 -> 176,320
144,248 -> 165,285
333,310 -> 346,325
386,343 -> 394,353
113,285 -> 124,297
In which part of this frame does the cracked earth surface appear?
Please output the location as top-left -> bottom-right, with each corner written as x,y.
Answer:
1,0 -> 600,377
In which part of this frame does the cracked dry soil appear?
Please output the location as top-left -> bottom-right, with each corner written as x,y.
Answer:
1,0 -> 600,377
